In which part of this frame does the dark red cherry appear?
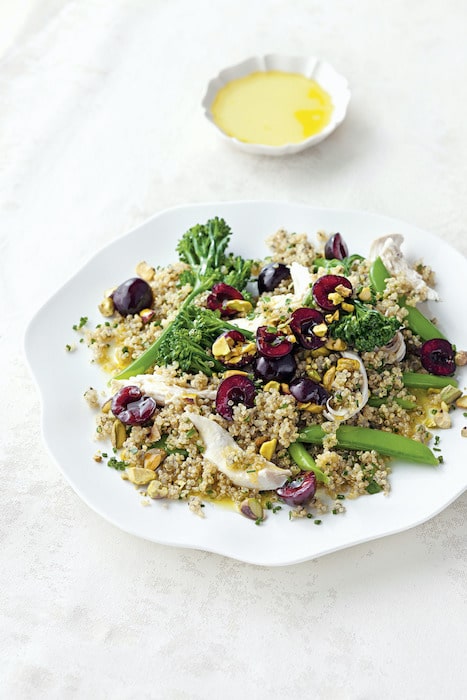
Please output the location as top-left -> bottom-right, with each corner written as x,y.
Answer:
289,377 -> 329,404
111,385 -> 141,415
420,338 -> 456,376
256,326 -> 293,359
312,274 -> 353,311
254,353 -> 297,383
206,283 -> 244,317
290,308 -> 326,350
111,385 -> 157,426
215,330 -> 256,368
324,233 -> 349,260
257,263 -> 290,294
215,375 -> 257,420
112,278 -> 153,316
276,471 -> 317,506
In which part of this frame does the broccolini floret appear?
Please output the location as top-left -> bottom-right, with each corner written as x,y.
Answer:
329,300 -> 401,352
176,217 -> 252,294
114,218 -> 252,379
152,306 -> 253,376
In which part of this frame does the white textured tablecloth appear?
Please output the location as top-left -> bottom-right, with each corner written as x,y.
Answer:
2,1 -> 467,698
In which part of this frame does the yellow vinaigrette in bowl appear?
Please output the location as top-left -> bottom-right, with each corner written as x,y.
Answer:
211,70 -> 334,146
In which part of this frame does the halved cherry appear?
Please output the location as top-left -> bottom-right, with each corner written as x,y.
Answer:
290,308 -> 327,350
257,262 -> 290,293
215,375 -> 256,420
256,326 -> 293,359
254,353 -> 297,383
312,274 -> 353,311
213,330 -> 256,368
111,385 -> 157,426
420,338 -> 456,376
324,233 -> 349,260
207,283 -> 244,317
276,471 -> 317,506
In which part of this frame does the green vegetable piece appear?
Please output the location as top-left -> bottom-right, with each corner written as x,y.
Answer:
297,424 -> 439,466
114,217 -> 253,379
149,435 -> 188,457
366,480 -> 382,494
368,396 -> 417,410
402,372 -> 458,389
438,385 -> 463,404
287,442 -> 329,484
329,299 -> 400,352
403,304 -> 446,341
369,257 -> 446,341
369,256 -> 390,294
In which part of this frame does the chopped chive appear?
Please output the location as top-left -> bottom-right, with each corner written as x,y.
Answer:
107,457 -> 128,471
72,316 -> 88,330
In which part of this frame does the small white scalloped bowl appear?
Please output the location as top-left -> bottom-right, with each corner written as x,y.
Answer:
202,54 -> 351,156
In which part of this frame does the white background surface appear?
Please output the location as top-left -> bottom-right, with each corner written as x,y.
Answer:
1,1 -> 467,698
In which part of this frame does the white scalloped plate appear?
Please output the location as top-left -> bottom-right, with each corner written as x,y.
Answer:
202,54 -> 351,155
25,202 -> 467,566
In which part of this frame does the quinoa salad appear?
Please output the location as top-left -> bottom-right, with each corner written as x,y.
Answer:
77,218 -> 467,524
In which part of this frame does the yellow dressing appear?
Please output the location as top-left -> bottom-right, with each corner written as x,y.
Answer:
211,70 -> 333,146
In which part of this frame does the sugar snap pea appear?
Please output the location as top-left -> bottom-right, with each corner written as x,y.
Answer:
369,256 -> 391,294
297,425 -> 439,466
402,372 -> 458,389
367,396 -> 417,410
402,303 -> 446,341
369,257 -> 446,341
288,442 -> 329,484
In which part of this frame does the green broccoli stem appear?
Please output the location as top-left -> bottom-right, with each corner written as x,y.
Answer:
296,425 -> 439,466
287,443 -> 329,484
114,293 -> 196,380
114,292 -> 254,380
369,257 -> 445,341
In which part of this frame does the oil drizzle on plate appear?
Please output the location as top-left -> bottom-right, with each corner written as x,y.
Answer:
211,70 -> 334,146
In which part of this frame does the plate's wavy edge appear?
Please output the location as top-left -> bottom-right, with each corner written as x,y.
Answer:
24,200 -> 467,566
41,474 -> 467,567
23,200 -> 467,328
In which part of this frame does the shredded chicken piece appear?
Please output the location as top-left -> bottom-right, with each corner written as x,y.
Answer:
186,412 -> 291,490
369,234 -> 438,300
111,373 -> 217,405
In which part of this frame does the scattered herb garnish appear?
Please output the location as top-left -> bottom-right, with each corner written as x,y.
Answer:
107,457 -> 128,471
73,316 -> 88,330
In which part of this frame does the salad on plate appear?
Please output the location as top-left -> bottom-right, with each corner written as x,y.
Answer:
78,217 -> 467,524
